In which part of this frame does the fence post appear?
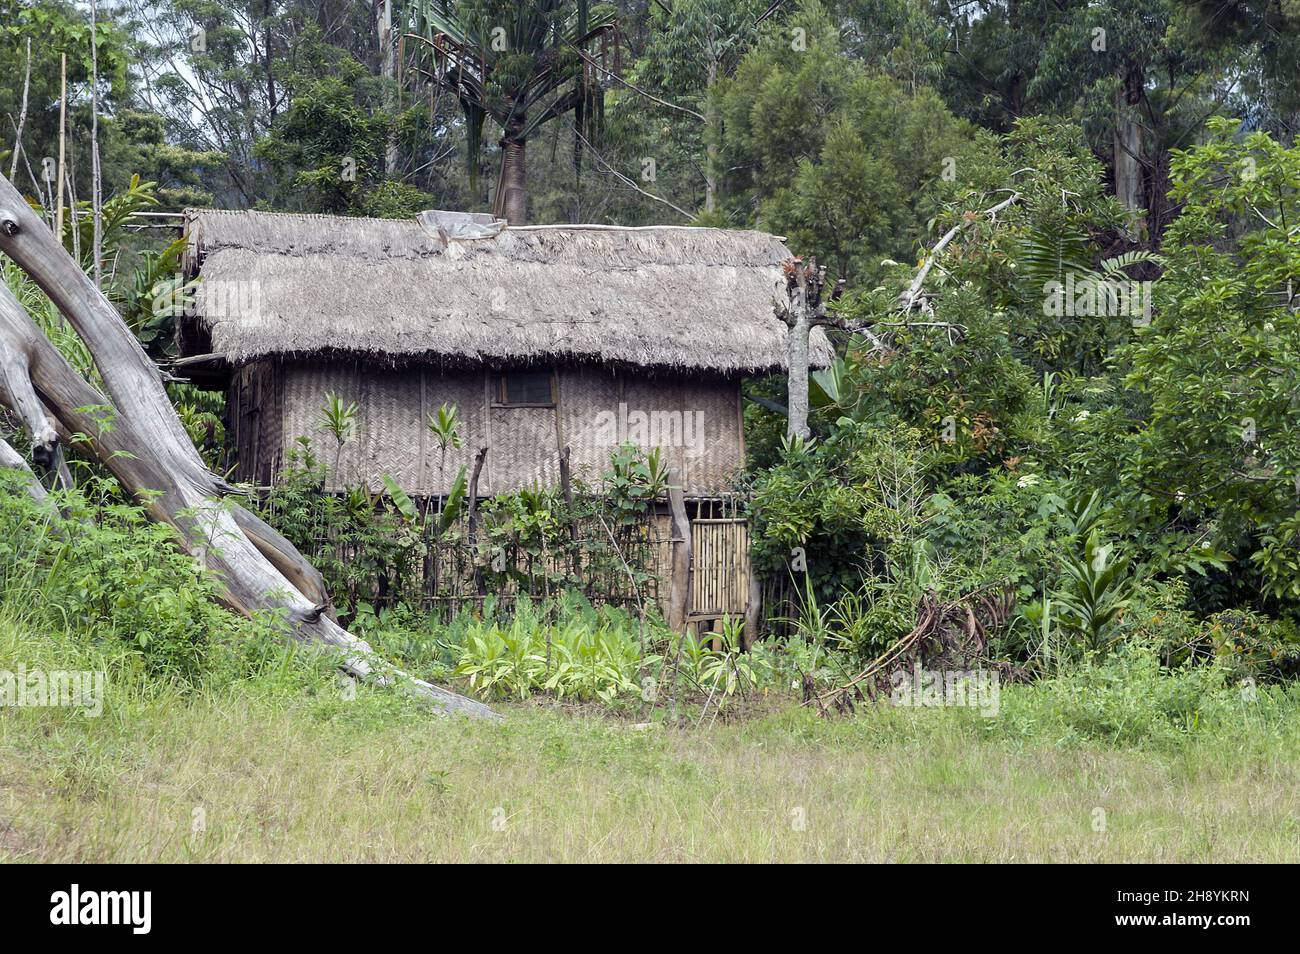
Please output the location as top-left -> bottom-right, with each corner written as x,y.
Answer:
559,446 -> 581,582
467,446 -> 489,597
666,467 -> 691,632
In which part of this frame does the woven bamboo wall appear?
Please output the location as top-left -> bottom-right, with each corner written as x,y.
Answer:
560,368 -> 744,493
267,361 -> 745,496
276,360 -> 487,492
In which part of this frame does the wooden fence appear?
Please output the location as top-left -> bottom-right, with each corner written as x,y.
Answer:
262,490 -> 672,621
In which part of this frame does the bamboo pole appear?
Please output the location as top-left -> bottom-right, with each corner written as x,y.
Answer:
90,0 -> 103,289
8,38 -> 31,183
54,53 -> 67,239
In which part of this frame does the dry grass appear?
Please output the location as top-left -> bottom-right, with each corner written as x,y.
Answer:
3,685 -> 1298,863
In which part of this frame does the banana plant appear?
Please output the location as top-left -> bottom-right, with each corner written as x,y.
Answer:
426,402 -> 463,537
426,402 -> 462,453
319,393 -> 358,478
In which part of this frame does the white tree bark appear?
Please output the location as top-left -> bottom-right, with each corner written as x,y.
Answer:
786,304 -> 811,442
8,38 -> 31,183
775,259 -> 825,442
0,292 -> 58,466
1114,66 -> 1145,235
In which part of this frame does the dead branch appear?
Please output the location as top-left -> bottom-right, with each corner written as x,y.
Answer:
811,584 -> 1021,715
897,192 -> 1020,312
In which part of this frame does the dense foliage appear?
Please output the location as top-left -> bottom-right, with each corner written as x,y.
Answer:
748,118 -> 1300,685
4,0 -> 1300,721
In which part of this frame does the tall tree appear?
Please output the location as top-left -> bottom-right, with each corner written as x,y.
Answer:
125,0 -> 389,207
409,0 -> 619,224
1179,0 -> 1300,141
631,0 -> 765,218
253,30 -> 433,216
717,2 -> 979,283
1,0 -> 129,209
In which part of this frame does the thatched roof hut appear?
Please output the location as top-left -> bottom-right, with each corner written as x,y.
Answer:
182,209 -> 832,373
178,209 -> 830,500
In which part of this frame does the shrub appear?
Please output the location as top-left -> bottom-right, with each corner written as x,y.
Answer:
1201,609 -> 1300,683
439,593 -> 803,706
260,438 -> 422,612
0,472 -> 259,684
452,597 -> 654,703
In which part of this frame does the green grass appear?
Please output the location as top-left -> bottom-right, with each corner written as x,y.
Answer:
3,615 -> 1299,862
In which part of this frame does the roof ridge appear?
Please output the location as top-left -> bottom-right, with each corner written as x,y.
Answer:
184,207 -> 784,241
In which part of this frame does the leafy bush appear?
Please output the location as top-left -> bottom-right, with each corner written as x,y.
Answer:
748,425 -> 935,611
0,472 -> 267,684
1200,609 -> 1300,684
455,601 -> 648,703
744,119 -> 1300,685
1053,531 -> 1134,652
260,438 -> 423,612
924,471 -> 1063,602
432,593 -> 803,706
449,596 -> 657,703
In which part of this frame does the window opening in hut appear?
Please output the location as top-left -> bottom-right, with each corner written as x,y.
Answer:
498,369 -> 555,406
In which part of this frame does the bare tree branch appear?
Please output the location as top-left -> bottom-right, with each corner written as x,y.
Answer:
8,38 -> 31,183
897,192 -> 1020,311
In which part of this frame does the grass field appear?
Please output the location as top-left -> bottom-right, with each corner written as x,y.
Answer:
4,613 -> 1300,863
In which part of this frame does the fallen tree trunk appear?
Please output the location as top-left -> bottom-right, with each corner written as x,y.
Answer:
0,173 -> 494,719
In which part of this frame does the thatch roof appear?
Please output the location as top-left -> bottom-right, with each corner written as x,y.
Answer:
182,209 -> 833,374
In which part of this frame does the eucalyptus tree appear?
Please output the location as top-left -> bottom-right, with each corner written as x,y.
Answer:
931,0 -> 1076,130
408,0 -> 619,224
1179,0 -> 1300,140
932,0 -> 1231,244
1028,0 -> 1229,241
1,0 -> 129,208
124,0 -> 383,207
631,0 -> 766,217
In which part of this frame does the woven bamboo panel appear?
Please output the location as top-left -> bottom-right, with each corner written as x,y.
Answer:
564,368 -> 743,494
272,361 -> 743,496
557,365 -> 612,488
356,364 -> 421,492
278,363 -> 485,494
416,368 -> 487,495
621,375 -> 742,493
279,361 -> 364,488
486,405 -> 559,491
229,362 -> 268,484
690,518 -> 750,617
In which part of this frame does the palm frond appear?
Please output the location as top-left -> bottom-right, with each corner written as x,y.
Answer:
1013,226 -> 1094,299
1098,250 -> 1161,277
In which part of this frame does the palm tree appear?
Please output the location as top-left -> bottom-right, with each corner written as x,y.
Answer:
409,0 -> 619,224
